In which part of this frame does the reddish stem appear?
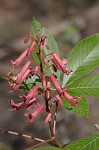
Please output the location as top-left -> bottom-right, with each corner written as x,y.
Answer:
38,48 -> 55,137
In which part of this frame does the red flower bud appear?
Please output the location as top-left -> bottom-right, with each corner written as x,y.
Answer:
8,48 -> 28,68
27,41 -> 37,55
63,91 -> 81,106
8,100 -> 25,111
51,53 -> 70,74
12,68 -> 31,91
16,60 -> 31,84
49,74 -> 63,95
26,84 -> 39,101
44,113 -> 51,124
50,55 -> 61,70
26,97 -> 36,110
24,104 -> 44,123
24,34 -> 31,43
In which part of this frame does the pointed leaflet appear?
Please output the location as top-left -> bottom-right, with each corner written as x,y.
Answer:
30,18 -> 60,55
30,18 -> 60,80
68,74 -> 99,97
32,148 -> 62,150
64,134 -> 99,150
62,34 -> 99,87
62,92 -> 88,117
30,17 -> 42,35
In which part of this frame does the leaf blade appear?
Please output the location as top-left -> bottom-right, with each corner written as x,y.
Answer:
64,134 -> 99,150
62,34 -> 99,87
68,74 -> 99,97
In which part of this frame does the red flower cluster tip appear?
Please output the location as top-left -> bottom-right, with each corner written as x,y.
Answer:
7,33 -> 81,123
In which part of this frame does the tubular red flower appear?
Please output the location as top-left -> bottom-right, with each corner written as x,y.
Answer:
8,41 -> 37,69
7,67 -> 31,91
49,74 -> 63,95
24,104 -> 44,123
26,97 -> 36,110
51,52 -> 69,74
63,91 -> 81,106
8,100 -> 25,111
44,113 -> 51,124
8,48 -> 28,69
12,48 -> 29,68
12,68 -> 31,91
26,84 -> 39,101
56,95 -> 62,106
50,55 -> 61,70
16,60 -> 31,84
27,41 -> 37,55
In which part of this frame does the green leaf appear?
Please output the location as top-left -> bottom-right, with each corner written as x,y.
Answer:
33,147 -> 62,150
30,17 -> 42,35
19,82 -> 33,91
20,75 -> 42,92
62,92 -> 88,117
30,18 -> 60,80
64,134 -> 99,150
41,27 -> 60,55
62,34 -> 99,87
68,74 -> 99,97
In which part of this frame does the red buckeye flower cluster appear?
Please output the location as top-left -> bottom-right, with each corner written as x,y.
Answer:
7,33 -> 81,123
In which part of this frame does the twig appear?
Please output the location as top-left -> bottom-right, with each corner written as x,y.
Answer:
39,48 -> 55,137
0,129 -> 45,142
49,121 -> 55,137
25,137 -> 55,150
53,103 -> 58,135
54,138 -> 63,148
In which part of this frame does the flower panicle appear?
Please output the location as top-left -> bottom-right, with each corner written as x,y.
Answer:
7,32 -> 82,125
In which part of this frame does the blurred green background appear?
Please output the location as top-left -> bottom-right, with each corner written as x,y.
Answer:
0,0 -> 99,149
